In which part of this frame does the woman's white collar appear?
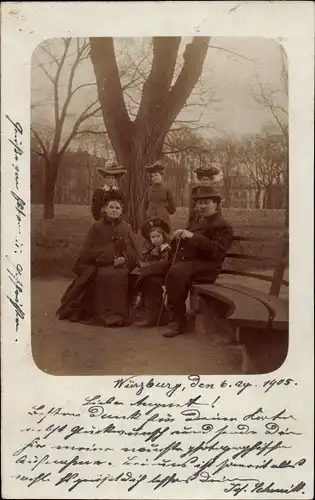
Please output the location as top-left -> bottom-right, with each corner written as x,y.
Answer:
102,184 -> 119,191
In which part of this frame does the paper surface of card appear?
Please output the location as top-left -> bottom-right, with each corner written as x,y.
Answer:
1,1 -> 314,498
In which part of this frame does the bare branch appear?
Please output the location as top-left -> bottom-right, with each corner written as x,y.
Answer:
75,129 -> 107,136
170,123 -> 209,132
38,63 -> 55,84
124,90 -> 141,107
256,76 -> 288,137
58,100 -> 102,157
209,44 -> 257,64
136,37 -> 181,129
163,37 -> 210,132
31,148 -> 47,159
58,40 -> 90,128
31,128 -> 50,162
52,38 -> 71,131
40,43 -> 60,66
31,96 -> 53,110
89,37 -> 132,152
69,82 -> 97,98
280,45 -> 288,98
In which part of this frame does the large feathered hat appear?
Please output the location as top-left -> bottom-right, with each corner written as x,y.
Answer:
194,165 -> 220,180
141,217 -> 171,241
97,161 -> 127,179
144,160 -> 165,175
191,185 -> 221,202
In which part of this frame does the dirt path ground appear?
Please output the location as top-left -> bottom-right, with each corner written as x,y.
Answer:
31,279 -> 243,376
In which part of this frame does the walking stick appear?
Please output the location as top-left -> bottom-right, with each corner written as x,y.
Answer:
156,236 -> 182,327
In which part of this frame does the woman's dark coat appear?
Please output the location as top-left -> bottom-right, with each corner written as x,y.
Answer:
141,184 -> 176,224
57,217 -> 140,325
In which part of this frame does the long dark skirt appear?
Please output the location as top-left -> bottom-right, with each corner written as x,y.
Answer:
58,266 -> 131,326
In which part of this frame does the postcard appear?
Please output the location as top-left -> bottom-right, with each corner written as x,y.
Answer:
1,1 -> 314,498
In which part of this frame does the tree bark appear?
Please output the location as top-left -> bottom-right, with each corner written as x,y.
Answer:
254,188 -> 261,209
122,134 -> 165,230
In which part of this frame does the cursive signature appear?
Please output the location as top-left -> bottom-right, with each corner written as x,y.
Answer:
5,115 -> 25,333
5,254 -> 25,331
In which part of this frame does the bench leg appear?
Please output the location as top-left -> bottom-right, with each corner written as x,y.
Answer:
240,344 -> 256,374
193,297 -> 237,346
194,297 -> 208,337
239,327 -> 289,374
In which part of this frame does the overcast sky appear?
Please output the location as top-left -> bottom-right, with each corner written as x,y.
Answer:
31,36 -> 288,148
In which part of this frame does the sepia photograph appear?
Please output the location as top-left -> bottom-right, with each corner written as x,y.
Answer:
3,3 -> 314,498
30,36 -> 289,376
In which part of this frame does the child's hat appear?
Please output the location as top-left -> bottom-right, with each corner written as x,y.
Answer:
141,217 -> 171,240
192,185 -> 221,202
97,161 -> 127,179
195,165 -> 220,179
144,160 -> 165,175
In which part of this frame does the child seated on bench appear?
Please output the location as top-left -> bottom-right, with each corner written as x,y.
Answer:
132,217 -> 172,325
140,217 -> 172,265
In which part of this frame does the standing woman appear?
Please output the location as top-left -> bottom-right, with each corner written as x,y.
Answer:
91,162 -> 127,221
57,190 -> 139,327
141,161 -> 176,225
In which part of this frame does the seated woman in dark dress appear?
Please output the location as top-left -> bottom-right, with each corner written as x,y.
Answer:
57,191 -> 139,327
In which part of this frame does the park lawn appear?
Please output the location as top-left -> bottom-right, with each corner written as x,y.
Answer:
31,204 -> 286,278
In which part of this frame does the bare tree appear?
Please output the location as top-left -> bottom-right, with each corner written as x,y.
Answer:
89,36 -> 210,230
31,38 -> 104,218
241,134 -> 286,209
211,137 -> 244,208
252,44 -> 288,220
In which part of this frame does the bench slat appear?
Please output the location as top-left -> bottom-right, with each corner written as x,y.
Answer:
233,235 -> 289,242
192,283 -> 270,329
217,283 -> 288,331
226,253 -> 279,263
221,270 -> 289,287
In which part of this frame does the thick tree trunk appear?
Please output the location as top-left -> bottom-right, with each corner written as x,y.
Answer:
263,190 -> 268,209
120,136 -> 164,231
43,158 -> 59,219
254,188 -> 261,209
263,186 -> 273,209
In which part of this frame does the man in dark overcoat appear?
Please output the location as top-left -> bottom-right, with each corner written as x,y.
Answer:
138,185 -> 234,336
188,165 -> 221,222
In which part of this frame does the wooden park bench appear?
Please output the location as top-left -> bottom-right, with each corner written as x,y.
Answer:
190,230 -> 289,374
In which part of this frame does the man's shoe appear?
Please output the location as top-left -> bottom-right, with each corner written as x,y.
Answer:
156,311 -> 171,327
134,319 -> 157,327
162,321 -> 186,338
104,315 -> 125,327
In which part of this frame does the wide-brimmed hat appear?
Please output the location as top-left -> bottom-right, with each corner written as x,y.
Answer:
192,185 -> 221,202
97,162 -> 127,179
195,165 -> 220,179
141,217 -> 171,240
144,161 -> 165,175
102,189 -> 125,207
